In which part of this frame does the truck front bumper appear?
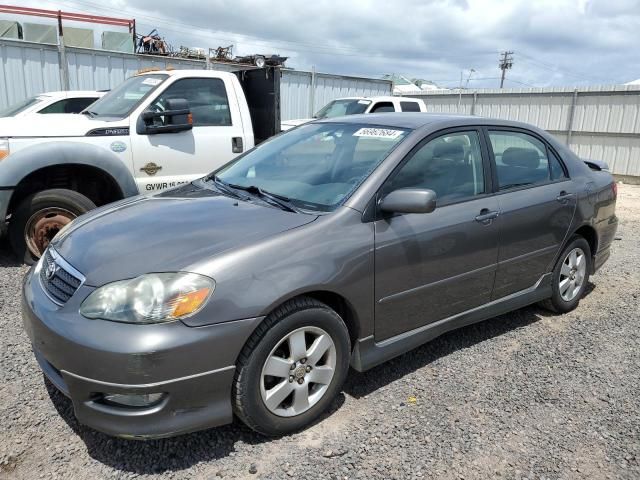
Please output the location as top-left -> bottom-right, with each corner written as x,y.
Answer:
0,188 -> 12,237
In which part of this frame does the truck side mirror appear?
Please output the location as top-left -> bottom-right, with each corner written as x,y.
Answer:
379,188 -> 437,214
137,98 -> 193,135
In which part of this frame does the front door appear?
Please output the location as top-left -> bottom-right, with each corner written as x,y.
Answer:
486,129 -> 577,299
374,129 -> 500,341
130,76 -> 246,194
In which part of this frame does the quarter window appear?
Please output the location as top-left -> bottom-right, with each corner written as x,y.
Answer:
384,131 -> 485,205
150,78 -> 231,126
489,131 -> 559,190
400,101 -> 421,112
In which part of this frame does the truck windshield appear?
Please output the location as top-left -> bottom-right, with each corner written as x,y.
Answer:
315,99 -> 372,119
86,74 -> 168,118
214,123 -> 409,212
0,96 -> 41,117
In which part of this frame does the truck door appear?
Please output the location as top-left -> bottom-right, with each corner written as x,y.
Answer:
130,76 -> 246,194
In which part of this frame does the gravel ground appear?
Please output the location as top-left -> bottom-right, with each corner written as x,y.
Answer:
1,184 -> 638,480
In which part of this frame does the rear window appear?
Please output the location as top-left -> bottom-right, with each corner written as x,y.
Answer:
400,101 -> 421,112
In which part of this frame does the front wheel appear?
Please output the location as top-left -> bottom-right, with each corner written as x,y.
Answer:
233,297 -> 351,436
9,189 -> 96,264
540,235 -> 592,313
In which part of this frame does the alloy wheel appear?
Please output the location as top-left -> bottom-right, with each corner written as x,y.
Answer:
260,326 -> 336,417
559,247 -> 586,302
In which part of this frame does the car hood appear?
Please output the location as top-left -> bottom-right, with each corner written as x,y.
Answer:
0,114 -> 123,138
52,183 -> 317,286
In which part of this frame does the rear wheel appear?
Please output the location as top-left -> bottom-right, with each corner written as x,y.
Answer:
9,189 -> 95,264
540,235 -> 591,313
233,297 -> 350,436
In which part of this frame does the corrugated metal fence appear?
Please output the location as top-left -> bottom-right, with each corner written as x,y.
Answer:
0,38 -> 391,121
402,87 -> 640,178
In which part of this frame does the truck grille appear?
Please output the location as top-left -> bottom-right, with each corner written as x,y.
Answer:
39,248 -> 84,305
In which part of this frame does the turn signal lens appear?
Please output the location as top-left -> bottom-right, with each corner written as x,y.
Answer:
170,287 -> 211,318
0,139 -> 9,161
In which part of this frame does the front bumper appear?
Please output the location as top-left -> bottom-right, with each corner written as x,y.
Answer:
22,266 -> 262,439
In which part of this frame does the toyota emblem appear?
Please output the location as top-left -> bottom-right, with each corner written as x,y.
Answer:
45,262 -> 58,280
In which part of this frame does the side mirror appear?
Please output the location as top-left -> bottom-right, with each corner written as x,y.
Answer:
137,98 -> 193,135
380,188 -> 437,214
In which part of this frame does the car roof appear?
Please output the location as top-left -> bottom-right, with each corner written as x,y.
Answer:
315,112 -> 540,131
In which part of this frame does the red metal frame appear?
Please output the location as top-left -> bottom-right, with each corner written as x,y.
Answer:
0,4 -> 134,30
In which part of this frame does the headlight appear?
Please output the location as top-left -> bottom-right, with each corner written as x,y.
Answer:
0,139 -> 9,161
80,273 -> 215,324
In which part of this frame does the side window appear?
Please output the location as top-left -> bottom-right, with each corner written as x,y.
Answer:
384,131 -> 485,205
400,101 -> 421,112
488,131 -> 552,190
370,102 -> 395,113
150,78 -> 231,126
38,98 -> 97,114
549,149 -> 568,180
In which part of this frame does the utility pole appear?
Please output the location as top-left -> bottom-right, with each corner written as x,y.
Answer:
499,51 -> 514,88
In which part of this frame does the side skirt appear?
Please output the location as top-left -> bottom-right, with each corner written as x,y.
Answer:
350,273 -> 552,372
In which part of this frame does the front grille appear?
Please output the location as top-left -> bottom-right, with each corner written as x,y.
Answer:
39,249 -> 83,305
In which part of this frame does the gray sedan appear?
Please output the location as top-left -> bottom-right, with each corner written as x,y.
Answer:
22,114 -> 618,438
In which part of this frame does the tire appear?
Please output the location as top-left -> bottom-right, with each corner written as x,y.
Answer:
9,188 -> 96,264
233,297 -> 351,436
539,235 -> 592,313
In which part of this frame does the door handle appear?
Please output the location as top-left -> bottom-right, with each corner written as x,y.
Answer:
475,209 -> 499,224
556,191 -> 574,203
232,137 -> 244,153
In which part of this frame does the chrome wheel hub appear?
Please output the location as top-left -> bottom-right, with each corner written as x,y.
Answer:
260,326 -> 336,417
559,247 -> 586,302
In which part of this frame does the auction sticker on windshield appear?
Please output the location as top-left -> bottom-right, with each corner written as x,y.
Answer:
353,128 -> 403,139
142,77 -> 162,86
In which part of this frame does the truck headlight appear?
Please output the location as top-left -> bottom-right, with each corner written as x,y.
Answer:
0,139 -> 9,161
80,273 -> 215,324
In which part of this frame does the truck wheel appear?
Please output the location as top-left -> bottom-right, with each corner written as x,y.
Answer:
233,297 -> 350,436
9,189 -> 96,264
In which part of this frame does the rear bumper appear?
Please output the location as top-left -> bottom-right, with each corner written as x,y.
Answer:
22,265 -> 262,439
593,215 -> 618,273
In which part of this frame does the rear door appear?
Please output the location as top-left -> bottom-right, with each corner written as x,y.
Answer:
130,76 -> 245,193
374,128 -> 500,341
486,128 -> 577,299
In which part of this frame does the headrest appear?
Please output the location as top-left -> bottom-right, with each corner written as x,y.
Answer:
502,147 -> 540,169
433,141 -> 464,160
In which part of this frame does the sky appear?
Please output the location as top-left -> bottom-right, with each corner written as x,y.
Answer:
6,0 -> 640,88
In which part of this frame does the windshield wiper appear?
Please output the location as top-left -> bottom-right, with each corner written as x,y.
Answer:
227,183 -> 300,213
209,175 -> 249,200
81,110 -> 98,117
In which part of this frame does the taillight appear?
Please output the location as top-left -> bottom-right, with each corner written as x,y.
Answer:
611,182 -> 617,199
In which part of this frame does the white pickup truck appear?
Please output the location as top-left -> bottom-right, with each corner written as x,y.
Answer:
0,68 -> 281,261
281,96 -> 427,130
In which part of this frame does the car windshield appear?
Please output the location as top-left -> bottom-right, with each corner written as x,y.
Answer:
86,74 -> 168,117
214,123 -> 410,212
0,96 -> 42,117
314,99 -> 372,119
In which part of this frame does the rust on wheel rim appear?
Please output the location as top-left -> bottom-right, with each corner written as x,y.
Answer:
24,208 -> 76,258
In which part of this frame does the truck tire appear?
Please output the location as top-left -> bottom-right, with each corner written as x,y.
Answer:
9,188 -> 96,264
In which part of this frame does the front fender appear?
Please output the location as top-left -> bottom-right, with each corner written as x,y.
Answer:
0,141 -> 138,197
